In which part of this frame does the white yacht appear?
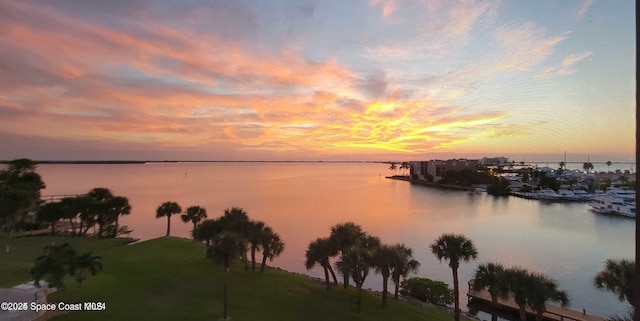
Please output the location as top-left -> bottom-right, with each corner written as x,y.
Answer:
605,188 -> 636,202
572,189 -> 592,201
590,195 -> 636,218
536,188 -> 561,200
557,189 -> 592,201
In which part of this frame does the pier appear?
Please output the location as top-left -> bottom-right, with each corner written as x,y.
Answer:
467,281 -> 605,321
40,194 -> 86,203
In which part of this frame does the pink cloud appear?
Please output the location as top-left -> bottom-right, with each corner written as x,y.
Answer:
370,0 -> 399,18
576,0 -> 594,20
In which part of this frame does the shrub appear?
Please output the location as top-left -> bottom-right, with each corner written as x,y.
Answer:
487,177 -> 510,196
400,277 -> 453,306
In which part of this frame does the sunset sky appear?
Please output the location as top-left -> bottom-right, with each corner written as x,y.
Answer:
0,0 -> 635,162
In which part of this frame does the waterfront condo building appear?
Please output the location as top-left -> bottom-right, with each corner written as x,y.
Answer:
409,158 -> 480,182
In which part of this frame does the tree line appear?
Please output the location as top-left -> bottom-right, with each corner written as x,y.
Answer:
37,188 -> 132,238
153,202 -> 286,274
304,222 -> 420,311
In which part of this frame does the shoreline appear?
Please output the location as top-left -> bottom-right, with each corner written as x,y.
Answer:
385,175 -> 476,191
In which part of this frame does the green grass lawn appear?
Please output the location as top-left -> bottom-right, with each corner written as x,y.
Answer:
2,235 -> 458,321
0,234 -> 128,287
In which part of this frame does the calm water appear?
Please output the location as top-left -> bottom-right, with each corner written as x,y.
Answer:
35,162 -> 633,318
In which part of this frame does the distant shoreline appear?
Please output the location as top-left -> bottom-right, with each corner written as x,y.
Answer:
0,160 -> 387,165
0,160 -> 635,165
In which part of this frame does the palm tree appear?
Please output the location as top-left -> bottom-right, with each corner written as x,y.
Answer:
400,162 -> 411,176
156,201 -> 182,237
73,253 -> 102,287
106,196 -> 131,237
73,195 -> 96,236
259,227 -> 285,273
207,231 -> 246,320
504,267 -> 531,321
305,237 -> 339,289
335,235 -> 381,312
37,202 -> 65,235
390,244 -> 420,299
372,244 -> 397,308
220,207 -> 250,232
330,222 -> 364,288
220,207 -> 251,270
606,160 -> 612,173
430,233 -> 478,321
181,206 -> 207,239
388,162 -> 397,175
527,272 -> 569,321
31,243 -> 77,288
594,258 -> 634,304
194,219 -> 224,246
473,262 -> 508,306
345,234 -> 380,289
583,162 -> 594,175
246,220 -> 266,271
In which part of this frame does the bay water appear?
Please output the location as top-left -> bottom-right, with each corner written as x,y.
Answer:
35,162 -> 634,318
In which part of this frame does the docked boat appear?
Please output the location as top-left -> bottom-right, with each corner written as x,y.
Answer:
557,189 -> 591,201
536,188 -> 561,200
604,188 -> 636,202
571,189 -> 592,201
589,196 -> 636,218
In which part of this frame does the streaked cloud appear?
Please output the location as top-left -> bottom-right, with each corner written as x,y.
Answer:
535,51 -> 593,79
576,0 -> 594,20
0,0 -> 634,161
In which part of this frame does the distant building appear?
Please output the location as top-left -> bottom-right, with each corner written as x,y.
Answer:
480,157 -> 509,166
410,158 -> 480,181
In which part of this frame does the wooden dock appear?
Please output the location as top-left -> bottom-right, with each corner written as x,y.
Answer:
40,194 -> 86,203
467,281 -> 605,321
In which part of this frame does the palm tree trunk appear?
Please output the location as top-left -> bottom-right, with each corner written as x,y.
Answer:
323,266 -> 330,289
327,264 -> 338,285
68,218 -> 76,236
166,215 -> 171,236
251,245 -> 257,271
518,305 -> 526,321
393,279 -> 400,300
343,273 -> 349,288
260,253 -> 268,272
192,222 -> 197,240
242,250 -> 249,271
381,273 -> 389,308
452,267 -> 460,321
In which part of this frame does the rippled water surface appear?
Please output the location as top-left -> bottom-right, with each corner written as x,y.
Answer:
37,162 -> 634,318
